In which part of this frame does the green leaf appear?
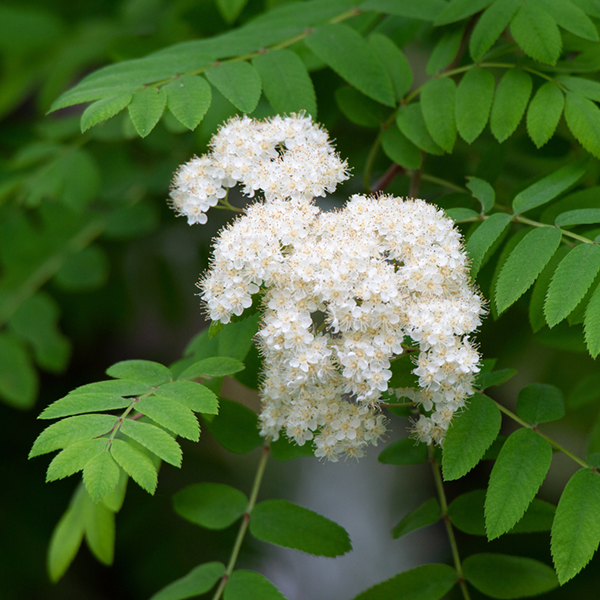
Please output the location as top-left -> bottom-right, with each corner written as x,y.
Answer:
106,360 -> 172,386
205,61 -> 262,114
435,0 -> 492,25
380,124 -> 422,170
485,429 -> 553,539
469,0 -> 521,60
368,33 -> 412,101
456,67 -> 495,144
135,396 -> 199,441
335,86 -> 383,128
203,397 -> 262,454
174,483 -> 247,529
442,393 -> 502,481
352,563 -> 457,600
543,0 -> 599,41
252,49 -> 317,116
270,435 -> 315,461
396,103 -> 444,155
572,0 -> 600,18
490,69 -> 533,143
475,368 -> 517,390
526,82 -> 565,148
511,499 -> 556,534
445,208 -> 479,222
83,492 -> 115,565
426,23 -> 465,76
420,78 -> 457,152
128,87 -> 166,138
69,379 -> 152,397
392,498 -> 441,539
47,485 -> 86,582
120,419 -> 182,467
584,282 -> 600,357
463,553 -> 558,598
495,227 -> 562,314
149,562 -> 226,600
514,160 -> 586,213
510,4 -> 562,65
153,381 -> 218,414
465,213 -> 512,278
556,208 -> 600,226
46,439 -> 106,482
30,414 -> 116,458
54,245 -> 109,291
564,92 -> 600,159
101,468 -> 128,512
358,0 -> 448,20
83,450 -> 121,502
545,243 -> 600,327
224,571 -> 286,600
39,393 -> 131,420
110,438 -> 157,494
552,468 -> 600,584
557,75 -> 600,102
250,499 -> 351,557
305,23 -> 395,107
517,383 -> 565,424
178,357 -> 245,379
378,438 -> 428,465
466,176 -> 495,213
389,353 -> 419,388
0,332 -> 37,409
81,93 -> 132,132
164,75 -> 212,131
217,0 -> 248,23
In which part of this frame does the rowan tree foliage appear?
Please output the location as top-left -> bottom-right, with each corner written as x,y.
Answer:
4,1 -> 600,599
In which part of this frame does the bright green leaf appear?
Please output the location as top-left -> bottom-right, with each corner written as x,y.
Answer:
466,176 -> 495,213
252,49 -> 316,116
463,553 -> 558,598
270,435 -> 315,461
475,368 -> 518,390
120,419 -> 182,467
224,570 -> 286,600
511,4 -> 562,65
545,243 -> 600,327
106,360 -> 172,386
421,78 -> 457,152
81,93 -> 132,132
469,0 -> 521,60
368,33 -> 412,101
352,563 -> 457,600
250,499 -> 351,557
149,562 -> 225,600
552,468 -> 600,584
485,429 -> 553,539
136,396 -> 199,441
465,213 -> 512,277
378,438 -> 428,465
83,450 -> 121,502
153,381 -> 219,414
426,23 -> 465,76
517,383 -> 565,424
435,0 -> 492,25
69,379 -> 152,397
174,483 -> 247,530
217,0 -> 248,24
556,208 -> 600,226
564,92 -> 600,159
490,69 -> 532,143
543,0 -> 599,41
442,393 -> 502,481
526,82 -> 565,148
165,75 -> 212,130
305,23 -> 395,107
83,492 -> 115,565
110,438 -> 157,494
456,67 -> 495,144
445,208 -> 479,222
584,282 -> 600,357
392,498 -> 441,539
557,75 -> 600,102
396,103 -> 444,155
46,438 -> 106,482
205,62 -> 261,114
380,124 -> 422,170
101,468 -> 128,512
178,357 -> 245,379
39,393 -> 131,420
128,87 -> 166,138
495,227 -> 562,314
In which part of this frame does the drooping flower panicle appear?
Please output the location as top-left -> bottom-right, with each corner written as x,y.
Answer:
169,114 -> 485,461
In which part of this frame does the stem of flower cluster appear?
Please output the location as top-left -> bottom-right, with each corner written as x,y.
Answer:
212,442 -> 271,600
491,399 -> 590,469
429,446 -> 471,600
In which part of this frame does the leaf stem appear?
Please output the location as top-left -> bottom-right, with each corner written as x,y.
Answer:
212,442 -> 271,600
429,446 -> 471,600
491,399 -> 590,469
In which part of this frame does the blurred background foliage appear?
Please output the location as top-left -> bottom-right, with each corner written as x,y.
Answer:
3,0 -> 600,599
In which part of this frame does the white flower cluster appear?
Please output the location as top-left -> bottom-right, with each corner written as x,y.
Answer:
169,114 -> 349,224
173,115 -> 484,460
